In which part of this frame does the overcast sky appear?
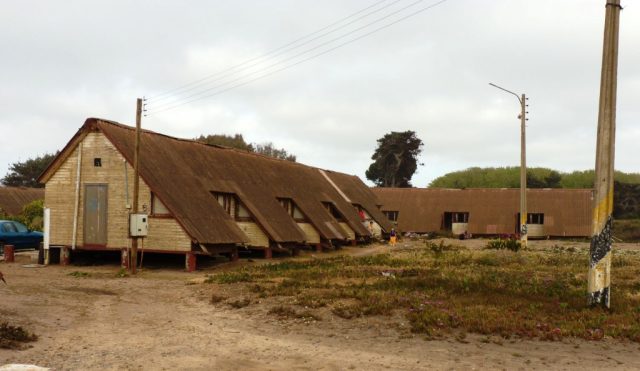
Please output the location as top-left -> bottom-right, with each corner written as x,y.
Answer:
1,0 -> 638,187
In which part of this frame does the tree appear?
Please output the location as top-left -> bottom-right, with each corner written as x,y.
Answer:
195,134 -> 254,151
195,133 -> 296,162
365,131 -> 423,188
254,142 -> 296,162
2,153 -> 57,188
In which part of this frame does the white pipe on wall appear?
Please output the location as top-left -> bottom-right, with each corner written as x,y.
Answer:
71,142 -> 83,250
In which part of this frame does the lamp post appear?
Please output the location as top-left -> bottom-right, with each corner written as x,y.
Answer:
489,82 -> 528,249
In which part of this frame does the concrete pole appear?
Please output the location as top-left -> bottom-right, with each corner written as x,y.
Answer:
588,0 -> 621,308
519,93 -> 527,249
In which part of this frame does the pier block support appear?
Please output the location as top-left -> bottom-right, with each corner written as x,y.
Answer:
186,252 -> 196,272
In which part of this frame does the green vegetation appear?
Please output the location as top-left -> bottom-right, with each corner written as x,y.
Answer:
208,244 -> 640,342
429,167 -> 640,189
68,271 -> 91,278
485,239 -> 521,252
195,133 -> 296,162
366,131 -> 424,188
429,167 -> 640,219
0,199 -> 44,231
0,322 -> 38,349
1,153 -> 57,188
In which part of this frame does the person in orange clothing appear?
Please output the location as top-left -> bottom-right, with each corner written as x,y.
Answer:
389,228 -> 397,246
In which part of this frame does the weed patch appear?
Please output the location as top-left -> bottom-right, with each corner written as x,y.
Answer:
0,322 -> 38,350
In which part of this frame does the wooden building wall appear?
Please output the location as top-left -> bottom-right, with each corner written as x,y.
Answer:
297,222 -> 320,244
237,221 -> 270,247
338,222 -> 355,240
45,132 -> 191,251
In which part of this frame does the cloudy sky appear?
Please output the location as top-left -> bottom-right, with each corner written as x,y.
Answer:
1,0 -> 638,187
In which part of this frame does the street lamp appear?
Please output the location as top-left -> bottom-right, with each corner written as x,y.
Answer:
489,82 -> 528,249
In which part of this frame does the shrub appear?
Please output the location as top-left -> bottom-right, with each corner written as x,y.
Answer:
485,239 -> 521,252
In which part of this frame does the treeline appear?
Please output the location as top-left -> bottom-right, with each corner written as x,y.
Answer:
429,167 -> 640,219
195,134 -> 296,162
429,167 -> 640,189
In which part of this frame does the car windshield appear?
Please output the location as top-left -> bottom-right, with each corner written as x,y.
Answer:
1,222 -> 17,233
13,222 -> 28,233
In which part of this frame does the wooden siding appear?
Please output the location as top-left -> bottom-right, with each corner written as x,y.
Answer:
297,222 -> 320,244
45,132 -> 191,251
145,217 -> 191,251
236,221 -> 269,247
338,222 -> 355,240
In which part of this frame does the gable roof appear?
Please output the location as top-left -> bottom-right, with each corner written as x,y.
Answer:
373,187 -> 593,237
324,170 -> 392,232
0,187 -> 44,216
41,118 -> 374,245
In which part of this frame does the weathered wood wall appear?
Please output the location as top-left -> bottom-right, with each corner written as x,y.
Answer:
45,132 -> 191,251
297,222 -> 320,244
338,222 -> 355,240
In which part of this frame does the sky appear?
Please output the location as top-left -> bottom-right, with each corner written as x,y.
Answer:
1,0 -> 638,187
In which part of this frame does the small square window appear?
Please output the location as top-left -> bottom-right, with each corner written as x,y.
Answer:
94,158 -> 102,167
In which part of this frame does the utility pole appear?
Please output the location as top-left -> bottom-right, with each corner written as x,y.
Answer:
589,0 -> 621,308
131,98 -> 142,274
489,83 -> 528,248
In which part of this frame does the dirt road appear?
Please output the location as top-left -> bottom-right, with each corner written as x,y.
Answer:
1,241 -> 640,370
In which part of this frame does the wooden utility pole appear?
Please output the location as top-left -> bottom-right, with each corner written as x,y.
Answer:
589,0 -> 621,308
131,98 -> 142,274
519,93 -> 528,249
489,83 -> 528,248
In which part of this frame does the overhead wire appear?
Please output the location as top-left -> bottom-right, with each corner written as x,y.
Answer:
146,0 -> 427,113
145,0 -> 391,102
145,0 -> 450,116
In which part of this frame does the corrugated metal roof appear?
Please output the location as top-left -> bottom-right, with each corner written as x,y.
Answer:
42,118 -> 376,245
372,187 -> 593,237
0,187 -> 44,216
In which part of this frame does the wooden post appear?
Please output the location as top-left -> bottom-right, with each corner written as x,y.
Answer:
519,93 -> 528,249
61,247 -> 70,266
185,253 -> 196,272
264,248 -> 272,259
130,98 -> 142,274
121,249 -> 129,269
231,247 -> 239,262
315,243 -> 322,253
3,245 -> 15,263
589,0 -> 621,308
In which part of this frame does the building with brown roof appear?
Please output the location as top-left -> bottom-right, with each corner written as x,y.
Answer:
372,187 -> 592,238
38,118 -> 391,270
0,187 -> 44,216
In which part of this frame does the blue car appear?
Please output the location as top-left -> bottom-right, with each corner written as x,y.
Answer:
0,220 -> 43,254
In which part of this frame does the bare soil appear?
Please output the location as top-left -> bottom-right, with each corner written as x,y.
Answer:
1,239 -> 640,370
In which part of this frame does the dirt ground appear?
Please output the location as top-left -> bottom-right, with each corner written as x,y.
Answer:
1,239 -> 640,370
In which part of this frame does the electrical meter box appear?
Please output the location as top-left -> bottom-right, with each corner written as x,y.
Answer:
129,214 -> 149,237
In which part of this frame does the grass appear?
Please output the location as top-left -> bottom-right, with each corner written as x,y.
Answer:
208,241 -> 640,342
0,322 -> 38,350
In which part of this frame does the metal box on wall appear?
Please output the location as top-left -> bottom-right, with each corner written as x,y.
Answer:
129,214 -> 149,237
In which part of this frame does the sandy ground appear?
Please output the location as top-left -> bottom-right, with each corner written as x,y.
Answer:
1,239 -> 640,370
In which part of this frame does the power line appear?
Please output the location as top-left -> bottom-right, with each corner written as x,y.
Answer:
147,0 -> 424,111
146,0 -> 391,102
146,0 -> 450,116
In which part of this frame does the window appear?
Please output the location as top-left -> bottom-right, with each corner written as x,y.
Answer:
528,213 -> 544,224
212,192 -> 253,221
151,193 -> 171,216
213,192 -> 233,215
94,158 -> 102,167
384,211 -> 399,222
235,202 -> 252,221
1,222 -> 16,233
278,197 -> 308,222
451,212 -> 469,223
13,222 -> 28,233
323,202 -> 344,221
